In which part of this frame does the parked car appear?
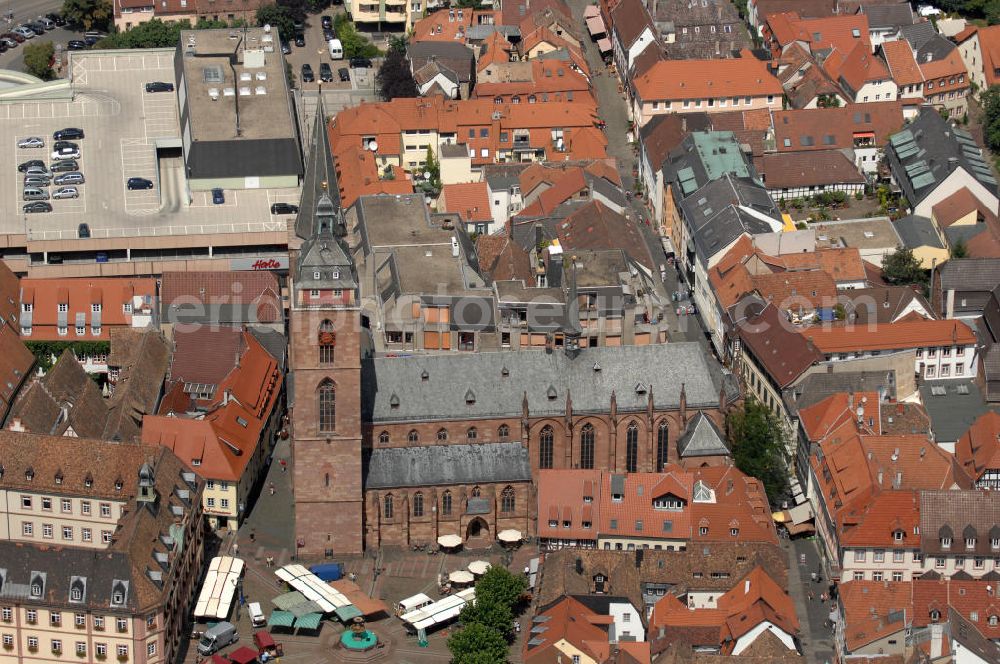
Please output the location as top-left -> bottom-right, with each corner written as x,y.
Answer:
53,186 -> 79,200
53,128 -> 84,141
46,13 -> 67,27
301,63 -> 315,82
145,81 -> 174,93
270,202 -> 298,215
37,17 -> 56,30
126,177 -> 154,190
78,223 -> 90,238
294,33 -> 305,47
0,37 -> 18,49
49,159 -> 78,172
53,140 -> 78,152
18,159 -> 45,172
24,166 -> 50,178
67,40 -> 86,50
338,67 -> 350,82
350,56 -> 372,69
23,201 -> 52,213
54,172 -> 84,186
211,188 -> 225,204
323,28 -> 335,42
280,41 -> 291,55
3,31 -> 25,43
321,14 -> 333,29
319,63 -> 333,82
83,33 -> 103,46
18,136 -> 44,149
26,23 -> 46,36
197,622 -> 238,656
23,176 -> 51,187
51,148 -> 80,160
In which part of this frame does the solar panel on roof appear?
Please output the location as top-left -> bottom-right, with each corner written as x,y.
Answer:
890,130 -> 914,146
980,174 -> 997,185
905,161 -> 929,176
528,638 -> 545,646
911,172 -> 937,189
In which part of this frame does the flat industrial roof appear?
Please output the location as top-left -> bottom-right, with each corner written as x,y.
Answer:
180,28 -> 296,143
0,49 -> 299,245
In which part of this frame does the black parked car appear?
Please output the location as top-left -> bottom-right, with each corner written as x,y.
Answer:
126,177 -> 154,190
301,63 -> 315,83
321,15 -> 333,29
18,159 -> 45,173
23,201 -> 52,214
67,40 -> 86,50
294,33 -> 305,47
338,67 -> 350,82
280,41 -> 291,55
50,159 -> 79,173
53,140 -> 78,152
350,56 -> 372,69
27,22 -> 46,36
270,202 -> 299,215
323,28 -> 335,42
46,13 -> 67,27
53,128 -> 84,140
320,63 -> 333,82
145,81 -> 175,93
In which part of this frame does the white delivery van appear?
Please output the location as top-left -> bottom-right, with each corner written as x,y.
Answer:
329,38 -> 343,60
249,602 -> 266,628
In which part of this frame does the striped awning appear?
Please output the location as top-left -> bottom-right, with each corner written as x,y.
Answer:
294,612 -> 323,630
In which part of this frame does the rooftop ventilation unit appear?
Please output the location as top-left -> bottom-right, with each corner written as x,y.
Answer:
255,86 -> 266,95
208,88 -> 220,100
223,87 -> 235,96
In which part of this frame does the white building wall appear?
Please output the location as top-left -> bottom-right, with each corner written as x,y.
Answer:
732,622 -> 797,655
853,79 -> 899,104
609,601 -> 645,643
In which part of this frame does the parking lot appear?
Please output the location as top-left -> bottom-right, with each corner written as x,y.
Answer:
283,8 -> 381,94
0,49 -> 301,242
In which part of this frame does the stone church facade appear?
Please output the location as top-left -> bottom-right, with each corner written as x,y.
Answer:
289,104 -> 739,557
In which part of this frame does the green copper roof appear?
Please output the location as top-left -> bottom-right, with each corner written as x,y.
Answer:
691,131 -> 752,182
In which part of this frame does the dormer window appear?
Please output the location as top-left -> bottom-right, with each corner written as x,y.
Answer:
25,467 -> 34,481
21,303 -> 31,312
192,459 -> 202,467
54,471 -> 63,485
332,270 -> 340,279
992,538 -> 1000,549
123,302 -> 132,314
612,492 -> 623,503
31,583 -> 41,598
966,538 -> 977,549
699,526 -> 709,535
930,609 -> 941,622
730,528 -> 739,537
84,475 -> 93,488
58,303 -> 68,313
71,588 -> 82,601
941,537 -> 952,549
114,480 -> 123,491
113,592 -> 123,604
893,530 -> 904,542
313,271 -> 321,280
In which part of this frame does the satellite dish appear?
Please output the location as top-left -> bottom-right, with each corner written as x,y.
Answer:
368,141 -> 378,152
423,171 -> 432,180
263,24 -> 271,32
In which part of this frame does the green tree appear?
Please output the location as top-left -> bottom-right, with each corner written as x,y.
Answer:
98,19 -> 183,48
278,0 -> 309,21
334,13 -> 380,58
726,398 -> 789,505
25,341 -> 110,372
447,623 -> 508,664
882,245 -> 928,286
458,595 -> 513,639
981,86 -> 1000,152
376,36 -> 418,100
62,0 -> 113,30
951,238 -> 969,258
257,4 -> 297,43
475,566 -> 527,610
23,41 -> 56,80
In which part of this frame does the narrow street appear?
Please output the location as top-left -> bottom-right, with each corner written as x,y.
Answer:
787,538 -> 838,664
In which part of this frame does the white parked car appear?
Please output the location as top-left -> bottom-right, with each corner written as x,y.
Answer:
51,148 -> 80,161
917,4 -> 943,16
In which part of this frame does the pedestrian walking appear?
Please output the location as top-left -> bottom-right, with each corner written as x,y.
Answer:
233,543 -> 239,555
250,530 -> 256,543
280,459 -> 287,472
269,482 -> 276,496
811,572 -> 818,582
808,591 -> 814,601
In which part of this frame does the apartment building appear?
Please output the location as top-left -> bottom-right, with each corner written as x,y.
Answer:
631,55 -> 782,127
0,433 -> 205,664
956,24 -> 1000,96
536,466 -> 777,552
348,0 -> 424,31
114,0 -> 267,31
142,329 -> 285,529
801,319 -> 978,380
18,278 -> 157,342
329,97 -> 604,177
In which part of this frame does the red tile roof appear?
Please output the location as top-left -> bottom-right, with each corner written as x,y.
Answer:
834,42 -> 891,93
142,330 -> 282,483
650,566 -> 799,654
762,149 -> 866,189
523,596 -> 612,664
839,490 -> 920,547
168,327 -> 245,389
801,319 -> 976,354
920,46 -> 968,93
19,277 -> 157,341
440,182 -> 492,223
536,469 -> 603,541
633,55 -> 782,102
333,143 -> 414,208
767,12 -> 870,55
881,39 -> 924,86
160,271 -> 280,322
911,577 -> 1000,639
598,469 -> 695,542
737,304 -> 824,389
931,187 -> 993,229
839,581 -> 911,651
411,8 -> 496,43
955,410 -> 1000,483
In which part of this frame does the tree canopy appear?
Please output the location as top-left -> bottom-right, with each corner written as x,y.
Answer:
447,623 -> 509,664
23,41 -> 56,80
982,86 -> 1000,153
376,37 -> 418,100
475,566 -> 527,610
458,595 -> 513,638
726,398 -> 790,505
62,0 -> 113,31
334,13 -> 380,58
882,245 -> 929,286
97,18 -> 232,49
257,4 -> 297,44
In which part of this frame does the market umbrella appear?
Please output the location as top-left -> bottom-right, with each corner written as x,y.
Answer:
468,560 -> 491,575
448,570 -> 475,585
437,534 -> 463,549
498,529 -> 522,543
